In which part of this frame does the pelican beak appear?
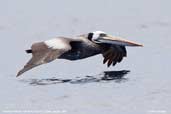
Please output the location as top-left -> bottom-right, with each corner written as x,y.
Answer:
97,35 -> 143,46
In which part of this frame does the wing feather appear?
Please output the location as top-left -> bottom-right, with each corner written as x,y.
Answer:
17,41 -> 71,77
102,45 -> 127,67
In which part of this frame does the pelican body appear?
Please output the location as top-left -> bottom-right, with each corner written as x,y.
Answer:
17,31 -> 142,77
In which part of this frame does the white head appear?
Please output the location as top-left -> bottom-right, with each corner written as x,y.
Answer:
88,31 -> 107,43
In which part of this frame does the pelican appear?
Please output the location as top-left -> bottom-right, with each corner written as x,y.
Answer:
17,31 -> 143,77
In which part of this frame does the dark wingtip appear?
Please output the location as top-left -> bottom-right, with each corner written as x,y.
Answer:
16,70 -> 23,77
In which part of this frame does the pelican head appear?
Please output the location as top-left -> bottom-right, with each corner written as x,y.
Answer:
88,31 -> 143,46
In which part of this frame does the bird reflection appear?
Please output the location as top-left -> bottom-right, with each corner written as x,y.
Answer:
21,70 -> 130,86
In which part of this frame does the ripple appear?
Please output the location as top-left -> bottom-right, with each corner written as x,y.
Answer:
20,70 -> 130,86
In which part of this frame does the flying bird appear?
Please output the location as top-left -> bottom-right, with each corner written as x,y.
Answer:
17,31 -> 143,77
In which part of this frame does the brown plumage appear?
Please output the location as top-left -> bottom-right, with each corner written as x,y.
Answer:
102,45 -> 127,67
17,31 -> 142,77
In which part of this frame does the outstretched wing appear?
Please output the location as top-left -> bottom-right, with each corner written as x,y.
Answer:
102,45 -> 127,67
17,39 -> 71,77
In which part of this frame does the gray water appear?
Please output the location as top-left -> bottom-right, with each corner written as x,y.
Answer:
0,0 -> 171,114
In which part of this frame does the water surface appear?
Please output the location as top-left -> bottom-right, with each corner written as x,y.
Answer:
0,0 -> 171,114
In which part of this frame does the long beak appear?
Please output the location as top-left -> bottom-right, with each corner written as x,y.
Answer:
97,35 -> 143,46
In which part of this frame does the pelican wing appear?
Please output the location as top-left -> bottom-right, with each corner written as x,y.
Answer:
17,40 -> 71,77
102,45 -> 127,67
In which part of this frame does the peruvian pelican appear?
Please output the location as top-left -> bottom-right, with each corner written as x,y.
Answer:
17,31 -> 143,77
